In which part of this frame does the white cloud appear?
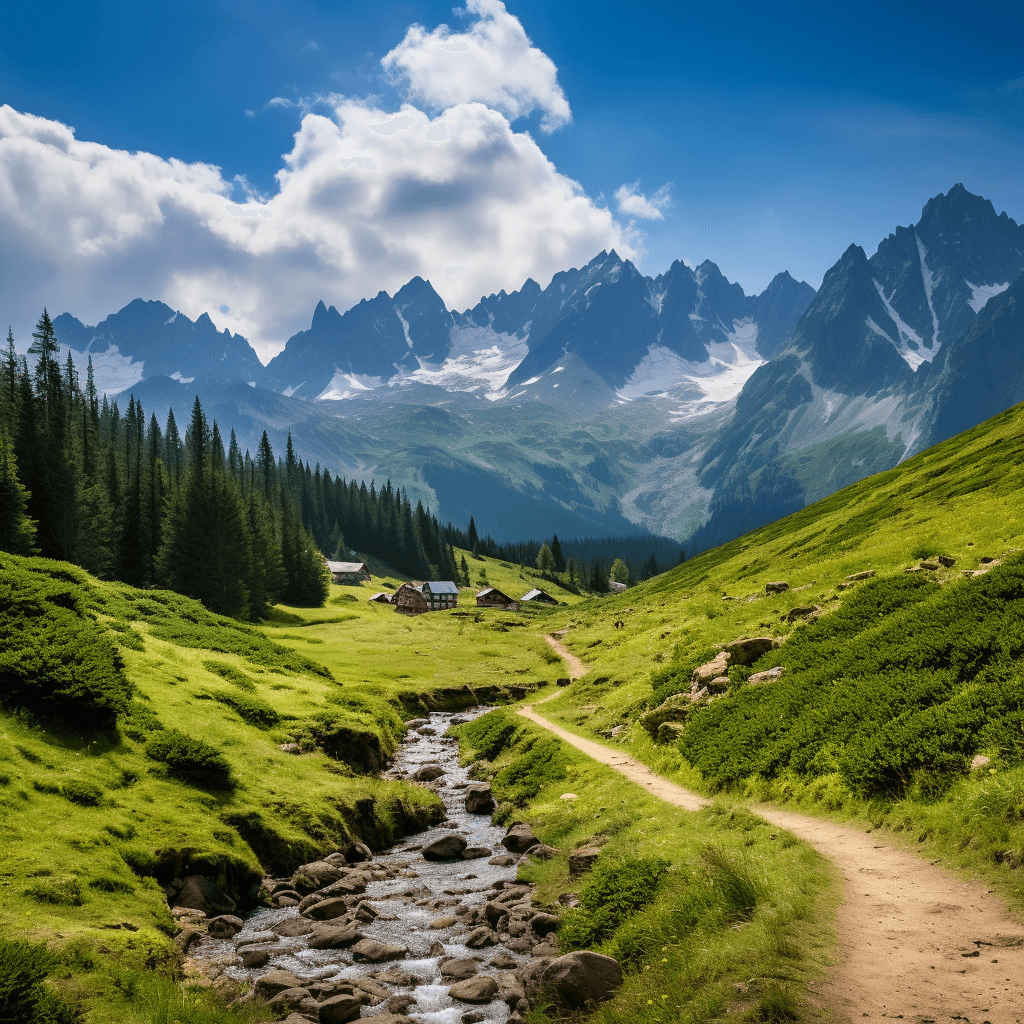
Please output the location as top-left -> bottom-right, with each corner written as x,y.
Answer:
0,99 -> 629,362
615,180 -> 672,220
382,0 -> 571,133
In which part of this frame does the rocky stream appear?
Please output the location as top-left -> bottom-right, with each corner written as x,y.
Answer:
180,708 -> 622,1023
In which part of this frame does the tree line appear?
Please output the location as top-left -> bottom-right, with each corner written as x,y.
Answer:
0,312 -> 460,617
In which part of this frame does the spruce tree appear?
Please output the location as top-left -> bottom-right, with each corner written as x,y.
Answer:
0,432 -> 37,554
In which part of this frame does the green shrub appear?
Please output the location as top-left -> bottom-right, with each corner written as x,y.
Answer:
202,690 -> 280,728
456,709 -> 519,761
25,876 -> 83,906
0,561 -> 133,731
0,938 -> 80,1024
559,856 -> 669,950
493,737 -> 568,805
60,779 -> 104,806
202,660 -> 257,691
144,729 -> 235,789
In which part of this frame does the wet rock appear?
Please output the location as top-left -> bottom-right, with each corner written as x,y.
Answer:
385,993 -> 417,1013
240,947 -> 271,969
354,977 -> 390,1002
175,875 -> 235,917
174,927 -> 204,954
254,969 -> 307,999
724,637 -> 776,665
343,842 -> 373,863
270,917 -> 315,937
291,860 -> 345,892
306,922 -> 363,949
529,912 -> 560,936
267,987 -> 312,1013
423,835 -> 468,860
488,854 -> 516,866
365,1015 -> 413,1024
350,939 -> 406,962
765,581 -> 789,594
465,927 -> 499,948
449,976 -> 499,1003
464,782 -> 496,814
462,1013 -> 486,1024
541,951 -> 623,1008
374,969 -> 419,987
302,897 -> 351,921
502,823 -> 538,854
413,765 -> 445,782
461,846 -> 493,860
405,718 -> 430,728
317,993 -> 363,1024
441,958 -> 481,981
429,915 -> 457,929
416,727 -> 436,736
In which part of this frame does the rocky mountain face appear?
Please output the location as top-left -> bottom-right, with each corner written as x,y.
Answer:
52,299 -> 267,390
42,184 -> 1022,549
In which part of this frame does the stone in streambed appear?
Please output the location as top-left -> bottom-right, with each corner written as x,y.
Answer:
501,823 -> 538,854
206,914 -> 244,939
464,782 -> 496,814
240,946 -> 271,969
540,951 -> 623,1008
350,938 -> 406,962
306,922 -> 363,949
441,958 -> 481,981
414,764 -> 445,782
317,993 -> 363,1024
270,917 -> 314,937
422,835 -> 468,860
465,927 -> 499,948
449,976 -> 498,1003
462,846 -> 493,860
254,969 -> 307,998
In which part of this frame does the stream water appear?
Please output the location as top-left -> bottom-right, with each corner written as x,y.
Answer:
191,708 -> 530,1022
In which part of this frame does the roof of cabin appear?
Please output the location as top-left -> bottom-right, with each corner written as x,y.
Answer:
326,560 -> 368,573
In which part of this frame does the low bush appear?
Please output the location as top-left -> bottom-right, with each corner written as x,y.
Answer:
144,730 -> 235,790
456,708 -> 520,761
0,938 -> 80,1024
25,876 -> 83,906
200,690 -> 280,728
493,736 -> 569,805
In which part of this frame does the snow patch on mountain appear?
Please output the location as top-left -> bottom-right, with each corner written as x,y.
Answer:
399,326 -> 529,400
318,370 -> 385,400
170,371 -> 195,384
915,233 -> 941,345
872,279 -> 935,369
966,279 -> 1010,313
620,318 -> 763,403
395,308 -> 414,348
60,344 -> 145,395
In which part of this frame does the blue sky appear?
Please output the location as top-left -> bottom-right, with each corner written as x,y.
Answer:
1,0 -> 1020,359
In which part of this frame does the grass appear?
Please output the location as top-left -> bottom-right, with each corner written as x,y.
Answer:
456,710 -> 837,1023
515,400 -> 1024,913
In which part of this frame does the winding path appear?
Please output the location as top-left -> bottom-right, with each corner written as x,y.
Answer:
523,636 -> 1024,1024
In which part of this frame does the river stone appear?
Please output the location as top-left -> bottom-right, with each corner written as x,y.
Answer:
240,947 -> 271,969
529,912 -> 560,936
569,846 -> 601,875
174,927 -> 203,954
465,927 -> 498,948
423,835 -> 468,860
366,1015 -> 414,1024
291,860 -> 345,892
449,976 -> 499,1003
270,917 -> 315,937
318,993 -> 363,1024
416,726 -> 436,736
488,854 -> 516,866
267,987 -> 311,1012
441,958 -> 481,981
175,875 -> 235,917
307,922 -> 363,949
303,897 -> 351,921
464,782 -> 496,814
429,915 -> 457,929
462,846 -> 493,860
501,823 -> 538,854
724,637 -> 776,665
351,939 -> 406,962
522,844 -> 556,861
414,764 -> 445,782
490,953 -> 518,969
254,969 -> 307,998
385,992 -> 417,1013
206,914 -> 244,939
374,969 -> 419,987
405,718 -> 430,728
541,951 -> 623,1008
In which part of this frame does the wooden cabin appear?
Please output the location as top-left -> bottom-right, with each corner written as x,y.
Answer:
476,586 -> 518,611
368,592 -> 393,604
394,581 -> 460,615
326,560 -> 371,585
521,587 -> 558,606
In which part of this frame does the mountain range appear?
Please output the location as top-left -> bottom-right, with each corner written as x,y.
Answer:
44,184 -> 1023,549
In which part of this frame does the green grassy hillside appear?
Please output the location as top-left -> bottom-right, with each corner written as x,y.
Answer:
529,401 -> 1024,905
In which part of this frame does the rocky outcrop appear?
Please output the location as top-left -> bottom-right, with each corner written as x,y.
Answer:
501,823 -> 539,854
539,951 -> 623,1009
724,637 -> 776,665
422,835 -> 468,860
765,581 -> 790,594
464,782 -> 496,814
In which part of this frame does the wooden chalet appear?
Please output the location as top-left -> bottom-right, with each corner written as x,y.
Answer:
476,586 -> 518,611
394,581 -> 460,615
326,560 -> 371,585
368,592 -> 394,604
521,587 -> 558,606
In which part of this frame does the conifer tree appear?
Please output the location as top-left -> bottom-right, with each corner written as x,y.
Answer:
0,432 -> 37,554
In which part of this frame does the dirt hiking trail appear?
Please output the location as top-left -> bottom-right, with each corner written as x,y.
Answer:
522,635 -> 1024,1024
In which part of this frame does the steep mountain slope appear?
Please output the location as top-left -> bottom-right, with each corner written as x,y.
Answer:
52,299 -> 267,388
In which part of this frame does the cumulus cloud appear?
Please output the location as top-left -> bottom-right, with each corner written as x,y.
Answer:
382,0 -> 571,133
0,99 -> 628,362
615,180 -> 672,220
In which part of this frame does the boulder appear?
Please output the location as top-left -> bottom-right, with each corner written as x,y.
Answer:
240,947 -> 271,969
640,692 -> 693,736
423,835 -> 468,860
413,765 -> 445,783
522,844 -> 557,861
350,939 -> 406,963
568,846 -> 601,875
707,675 -> 730,693
784,605 -> 819,622
270,917 -> 314,937
307,922 -> 363,949
488,854 -> 516,867
691,650 -> 730,685
464,782 -> 496,815
254,969 -> 306,999
174,927 -> 203,954
449,977 -> 499,1003
529,912 -> 560,936
724,637 -> 775,666
206,914 -> 244,939
317,993 -> 363,1024
748,666 -> 785,686
302,898 -> 351,922
765,581 -> 790,594
440,958 -> 480,981
405,718 -> 430,728
267,987 -> 312,1013
174,875 -> 235,918
344,842 -> 374,863
462,846 -> 493,860
291,860 -> 345,892
656,721 -> 687,744
540,951 -> 623,1008
465,927 -> 499,948
502,823 -> 539,854
323,852 -> 348,868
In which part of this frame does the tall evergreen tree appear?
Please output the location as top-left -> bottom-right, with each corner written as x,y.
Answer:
0,432 -> 37,554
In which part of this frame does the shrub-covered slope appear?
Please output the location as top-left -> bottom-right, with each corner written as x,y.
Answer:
531,401 -> 1024,902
